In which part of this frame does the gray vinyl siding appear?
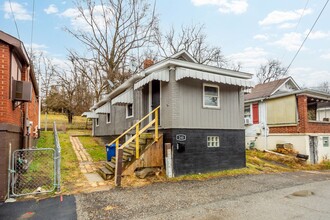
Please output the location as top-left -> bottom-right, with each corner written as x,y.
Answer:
161,70 -> 244,129
94,90 -> 143,136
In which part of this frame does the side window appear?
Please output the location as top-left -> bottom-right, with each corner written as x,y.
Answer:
203,84 -> 220,108
244,105 -> 252,124
126,103 -> 133,118
95,118 -> 99,127
106,113 -> 111,124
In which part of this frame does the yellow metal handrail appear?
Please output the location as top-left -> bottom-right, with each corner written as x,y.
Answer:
108,106 -> 160,159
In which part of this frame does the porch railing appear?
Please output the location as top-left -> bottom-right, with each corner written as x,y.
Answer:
108,106 -> 160,159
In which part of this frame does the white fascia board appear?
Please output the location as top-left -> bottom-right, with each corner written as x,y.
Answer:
270,77 -> 300,96
143,58 -> 253,79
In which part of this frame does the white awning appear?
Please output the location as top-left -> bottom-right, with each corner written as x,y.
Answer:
81,112 -> 99,119
134,69 -> 169,90
176,67 -> 254,87
95,102 -> 111,114
111,88 -> 133,105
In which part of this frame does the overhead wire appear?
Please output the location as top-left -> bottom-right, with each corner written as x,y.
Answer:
283,0 -> 329,75
280,0 -> 310,62
259,0 -> 329,99
30,0 -> 36,57
8,0 -> 20,39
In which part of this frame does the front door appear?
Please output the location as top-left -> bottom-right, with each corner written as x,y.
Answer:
150,80 -> 160,124
309,136 -> 318,164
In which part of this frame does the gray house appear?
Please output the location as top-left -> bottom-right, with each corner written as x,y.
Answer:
89,51 -> 253,176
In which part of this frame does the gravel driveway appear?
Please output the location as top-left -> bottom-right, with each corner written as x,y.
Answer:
76,171 -> 330,220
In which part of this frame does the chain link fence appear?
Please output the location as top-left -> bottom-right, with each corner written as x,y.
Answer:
11,148 -> 55,196
9,122 -> 61,197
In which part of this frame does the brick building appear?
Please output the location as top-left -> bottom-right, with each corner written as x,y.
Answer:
244,77 -> 330,164
0,31 -> 39,201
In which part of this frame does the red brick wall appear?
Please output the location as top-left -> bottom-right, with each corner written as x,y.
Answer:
269,95 -> 330,134
0,43 -> 23,127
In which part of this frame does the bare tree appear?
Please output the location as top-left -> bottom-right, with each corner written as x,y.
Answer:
154,23 -> 226,67
317,81 -> 330,93
65,0 -> 158,89
257,59 -> 287,84
31,52 -> 56,113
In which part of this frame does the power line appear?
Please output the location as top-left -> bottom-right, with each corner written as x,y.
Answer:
284,0 -> 329,75
8,0 -> 20,39
30,0 -> 36,57
280,0 -> 310,61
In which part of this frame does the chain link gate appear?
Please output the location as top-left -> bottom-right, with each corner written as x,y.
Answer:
10,148 -> 56,196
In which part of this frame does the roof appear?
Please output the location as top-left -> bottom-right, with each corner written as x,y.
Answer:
245,77 -> 291,101
0,30 -> 30,65
92,50 -> 254,110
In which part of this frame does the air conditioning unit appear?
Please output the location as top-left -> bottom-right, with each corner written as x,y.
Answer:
12,80 -> 32,102
244,117 -> 252,125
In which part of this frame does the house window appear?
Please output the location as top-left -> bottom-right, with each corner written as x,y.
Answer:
203,84 -> 220,108
95,118 -> 99,127
323,137 -> 329,147
207,136 -> 220,147
106,113 -> 111,123
126,103 -> 133,118
244,105 -> 252,125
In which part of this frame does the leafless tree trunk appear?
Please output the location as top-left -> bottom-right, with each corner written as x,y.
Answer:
257,59 -> 287,84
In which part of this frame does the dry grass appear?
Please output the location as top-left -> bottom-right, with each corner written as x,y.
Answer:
40,113 -> 92,130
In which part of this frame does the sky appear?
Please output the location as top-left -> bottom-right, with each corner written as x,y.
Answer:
1,0 -> 330,88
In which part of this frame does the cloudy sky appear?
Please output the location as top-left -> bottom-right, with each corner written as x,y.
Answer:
1,0 -> 329,87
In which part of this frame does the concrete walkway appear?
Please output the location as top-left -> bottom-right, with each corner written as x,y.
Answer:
70,136 -> 109,188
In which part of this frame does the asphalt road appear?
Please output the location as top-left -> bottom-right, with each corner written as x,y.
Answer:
1,171 -> 330,220
76,171 -> 330,220
0,195 -> 76,220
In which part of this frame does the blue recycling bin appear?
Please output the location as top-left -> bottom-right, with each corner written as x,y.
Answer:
105,144 -> 117,161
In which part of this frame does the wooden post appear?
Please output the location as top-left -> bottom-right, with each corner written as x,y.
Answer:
155,109 -> 159,142
115,147 -> 123,187
116,139 -> 119,149
136,124 -> 140,159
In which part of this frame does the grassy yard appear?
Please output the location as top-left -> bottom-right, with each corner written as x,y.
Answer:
78,136 -> 106,162
41,113 -> 92,130
37,131 -> 86,193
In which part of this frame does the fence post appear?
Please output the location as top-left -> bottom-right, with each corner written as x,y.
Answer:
53,122 -> 61,192
115,148 -> 123,187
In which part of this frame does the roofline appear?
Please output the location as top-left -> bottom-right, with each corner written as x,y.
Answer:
141,58 -> 253,79
269,76 -> 300,96
90,73 -> 144,110
245,89 -> 330,103
170,50 -> 198,63
0,31 -> 30,65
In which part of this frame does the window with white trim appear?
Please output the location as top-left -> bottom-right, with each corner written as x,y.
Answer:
106,113 -> 111,123
126,103 -> 133,118
95,118 -> 99,127
203,84 -> 220,108
207,136 -> 220,147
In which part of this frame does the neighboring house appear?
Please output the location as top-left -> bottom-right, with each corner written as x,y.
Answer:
88,50 -> 253,177
0,31 -> 39,201
244,77 -> 330,163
